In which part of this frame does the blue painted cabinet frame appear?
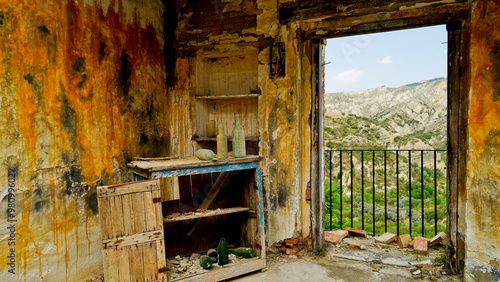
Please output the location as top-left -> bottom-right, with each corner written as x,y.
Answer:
130,159 -> 266,281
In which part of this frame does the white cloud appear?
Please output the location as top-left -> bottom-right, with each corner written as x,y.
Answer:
380,56 -> 393,64
330,69 -> 364,85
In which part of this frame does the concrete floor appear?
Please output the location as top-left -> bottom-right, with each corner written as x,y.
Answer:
229,253 -> 462,282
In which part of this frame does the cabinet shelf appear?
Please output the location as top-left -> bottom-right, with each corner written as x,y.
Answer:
163,207 -> 251,223
195,93 -> 259,100
194,136 -> 260,142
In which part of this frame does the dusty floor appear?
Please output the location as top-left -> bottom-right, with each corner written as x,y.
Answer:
230,236 -> 462,282
87,236 -> 462,281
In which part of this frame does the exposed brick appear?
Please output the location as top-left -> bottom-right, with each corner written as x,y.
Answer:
342,226 -> 367,237
413,238 -> 428,255
375,232 -> 397,244
348,241 -> 362,249
306,188 -> 311,200
285,244 -> 300,255
397,234 -> 412,248
325,230 -> 348,244
430,232 -> 446,247
285,238 -> 299,245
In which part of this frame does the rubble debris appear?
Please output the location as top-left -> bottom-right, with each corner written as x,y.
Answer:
413,237 -> 429,255
342,226 -> 367,237
190,253 -> 201,261
429,232 -> 446,247
375,232 -> 397,244
397,234 -> 412,248
166,213 -> 180,219
325,230 -> 348,244
285,238 -> 299,245
347,241 -> 362,249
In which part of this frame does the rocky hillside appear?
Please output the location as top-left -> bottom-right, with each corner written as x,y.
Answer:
324,77 -> 447,150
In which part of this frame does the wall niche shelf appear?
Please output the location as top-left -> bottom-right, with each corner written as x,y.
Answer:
195,49 -> 260,155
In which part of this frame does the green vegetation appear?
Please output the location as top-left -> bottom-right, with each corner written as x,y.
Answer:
325,162 -> 447,237
323,109 -> 447,237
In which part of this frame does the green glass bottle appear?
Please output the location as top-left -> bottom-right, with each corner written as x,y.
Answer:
217,122 -> 228,159
232,114 -> 246,158
199,255 -> 213,269
228,247 -> 256,258
217,238 -> 228,265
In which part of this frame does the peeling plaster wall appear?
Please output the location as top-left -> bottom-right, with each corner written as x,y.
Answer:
464,0 -> 500,280
0,0 -> 168,280
173,0 -> 312,244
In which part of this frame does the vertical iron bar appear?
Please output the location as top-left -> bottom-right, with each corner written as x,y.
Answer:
372,150 -> 375,235
396,150 -> 400,236
350,151 -> 353,228
421,150 -> 424,237
384,150 -> 387,233
330,151 -> 333,230
361,151 -> 364,230
434,150 -> 438,235
409,151 -> 412,237
340,151 -> 343,230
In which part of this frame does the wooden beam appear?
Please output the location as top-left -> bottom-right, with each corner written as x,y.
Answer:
185,171 -> 230,237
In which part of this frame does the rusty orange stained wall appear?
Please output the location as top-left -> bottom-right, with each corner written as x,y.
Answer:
0,0 -> 168,280
465,0 -> 500,280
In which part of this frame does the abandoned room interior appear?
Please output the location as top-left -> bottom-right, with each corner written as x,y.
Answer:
0,0 -> 499,281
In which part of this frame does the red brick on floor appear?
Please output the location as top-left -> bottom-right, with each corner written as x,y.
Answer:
285,238 -> 299,245
342,226 -> 367,237
325,230 -> 348,244
397,234 -> 412,248
429,232 -> 446,247
347,241 -> 362,249
285,244 -> 299,255
375,232 -> 397,244
413,237 -> 429,255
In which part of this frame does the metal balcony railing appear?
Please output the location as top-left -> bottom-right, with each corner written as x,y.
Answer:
325,149 -> 447,237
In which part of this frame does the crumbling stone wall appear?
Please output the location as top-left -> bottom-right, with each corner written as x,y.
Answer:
0,0 -> 168,280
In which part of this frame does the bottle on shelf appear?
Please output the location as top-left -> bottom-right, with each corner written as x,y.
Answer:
217,238 -> 228,265
232,114 -> 246,158
217,122 -> 228,159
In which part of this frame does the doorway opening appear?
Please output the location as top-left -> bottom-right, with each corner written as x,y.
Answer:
317,26 -> 455,273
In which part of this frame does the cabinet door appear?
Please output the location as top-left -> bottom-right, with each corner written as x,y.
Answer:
97,179 -> 167,281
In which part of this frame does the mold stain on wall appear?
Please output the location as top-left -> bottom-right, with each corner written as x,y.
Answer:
0,0 -> 168,280
466,0 -> 500,280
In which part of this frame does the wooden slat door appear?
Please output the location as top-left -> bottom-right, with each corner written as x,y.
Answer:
97,179 -> 167,281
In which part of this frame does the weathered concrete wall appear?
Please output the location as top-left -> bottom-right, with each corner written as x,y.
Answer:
464,0 -> 500,280
0,0 -> 168,280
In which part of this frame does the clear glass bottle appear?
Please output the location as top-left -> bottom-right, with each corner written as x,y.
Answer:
216,122 -> 228,159
232,114 -> 246,158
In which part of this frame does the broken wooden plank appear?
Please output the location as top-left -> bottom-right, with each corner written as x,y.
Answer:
97,196 -> 112,239
129,155 -> 262,172
102,230 -> 164,249
164,207 -> 251,222
118,247 -> 131,282
185,171 -> 229,236
103,248 -> 119,282
97,179 -> 160,198
133,156 -> 179,161
172,258 -> 265,282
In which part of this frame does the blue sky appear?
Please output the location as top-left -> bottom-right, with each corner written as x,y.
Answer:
324,25 -> 447,93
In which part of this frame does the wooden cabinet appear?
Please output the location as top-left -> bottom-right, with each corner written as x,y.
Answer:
194,50 -> 260,154
126,156 -> 266,281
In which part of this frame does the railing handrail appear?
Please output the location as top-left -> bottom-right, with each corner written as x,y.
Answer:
325,148 -> 447,237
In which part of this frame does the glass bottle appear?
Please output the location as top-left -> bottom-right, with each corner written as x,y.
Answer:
232,114 -> 246,158
217,122 -> 228,159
